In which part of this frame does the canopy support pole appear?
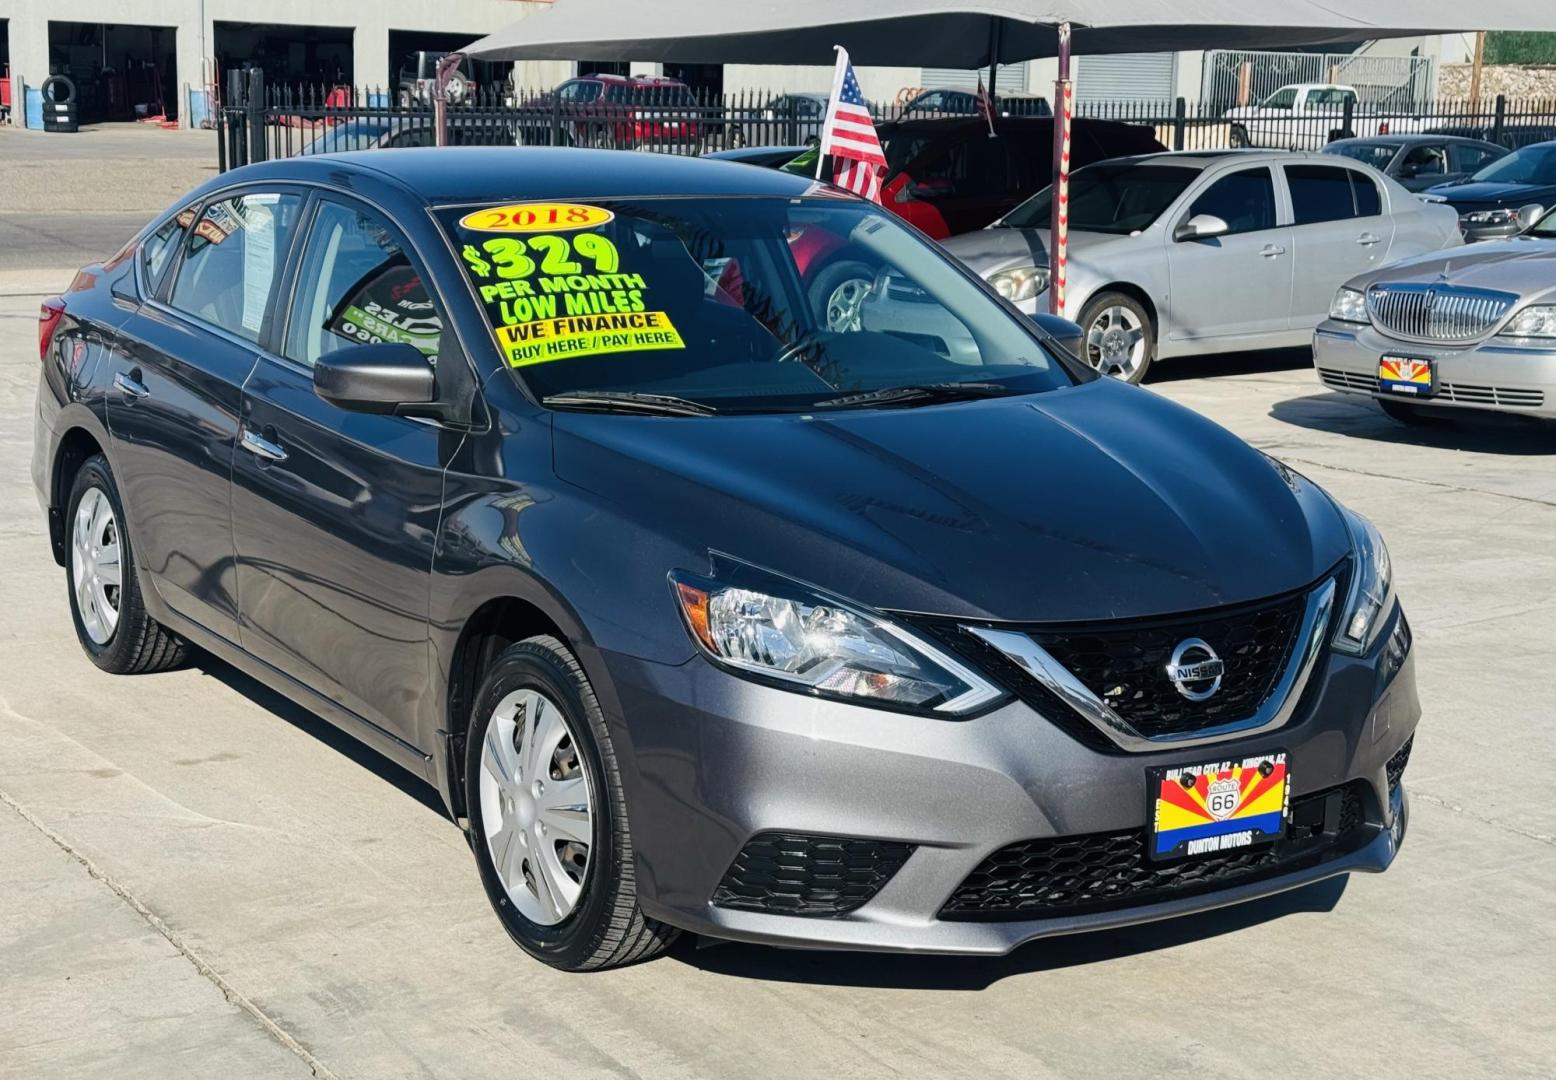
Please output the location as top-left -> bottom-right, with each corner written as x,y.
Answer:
984,18 -> 1002,137
1049,22 -> 1072,317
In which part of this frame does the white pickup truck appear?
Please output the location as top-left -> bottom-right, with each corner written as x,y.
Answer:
1224,84 -> 1418,151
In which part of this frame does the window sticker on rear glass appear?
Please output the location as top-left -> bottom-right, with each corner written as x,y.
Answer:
449,202 -> 685,368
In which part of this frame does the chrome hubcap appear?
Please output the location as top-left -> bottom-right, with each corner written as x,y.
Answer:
824,277 -> 871,332
1086,305 -> 1147,380
71,487 -> 122,645
478,689 -> 593,926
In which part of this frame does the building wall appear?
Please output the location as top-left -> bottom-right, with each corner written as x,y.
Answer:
0,0 -> 552,124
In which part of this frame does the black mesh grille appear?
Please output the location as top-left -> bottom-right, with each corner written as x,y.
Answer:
712,833 -> 914,917
1386,736 -> 1413,794
941,782 -> 1370,920
1022,589 -> 1308,740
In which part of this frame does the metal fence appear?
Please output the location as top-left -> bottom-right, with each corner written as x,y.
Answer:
215,70 -> 1556,173
1200,49 -> 1437,113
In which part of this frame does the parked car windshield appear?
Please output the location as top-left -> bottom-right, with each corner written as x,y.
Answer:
436,196 -> 1076,412
1470,143 -> 1556,184
1326,142 -> 1398,171
1000,162 -> 1197,233
302,121 -> 395,154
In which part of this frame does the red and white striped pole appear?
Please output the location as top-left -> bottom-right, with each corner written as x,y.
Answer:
1049,22 -> 1072,317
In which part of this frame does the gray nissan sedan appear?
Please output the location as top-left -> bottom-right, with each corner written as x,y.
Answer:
1315,209 -> 1556,423
34,148 -> 1416,970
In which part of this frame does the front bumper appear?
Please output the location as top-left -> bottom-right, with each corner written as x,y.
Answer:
606,602 -> 1418,954
1314,321 -> 1556,417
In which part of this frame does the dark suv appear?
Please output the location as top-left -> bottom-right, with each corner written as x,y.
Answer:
880,116 -> 1166,239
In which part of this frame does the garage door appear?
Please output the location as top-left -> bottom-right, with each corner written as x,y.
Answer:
920,63 -> 1029,95
1076,53 -> 1177,106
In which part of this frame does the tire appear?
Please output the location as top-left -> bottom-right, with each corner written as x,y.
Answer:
464,636 -> 678,971
807,259 -> 876,332
1378,397 -> 1450,426
65,455 -> 187,674
1228,124 -> 1250,149
1077,291 -> 1155,384
42,74 -> 77,106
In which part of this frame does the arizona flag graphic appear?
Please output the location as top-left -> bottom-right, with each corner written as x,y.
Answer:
1152,756 -> 1288,859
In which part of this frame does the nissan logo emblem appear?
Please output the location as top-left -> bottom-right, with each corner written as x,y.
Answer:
1166,638 -> 1225,702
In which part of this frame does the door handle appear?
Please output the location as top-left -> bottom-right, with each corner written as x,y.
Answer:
113,371 -> 149,400
239,427 -> 288,464
1357,233 -> 1382,246
1260,244 -> 1287,258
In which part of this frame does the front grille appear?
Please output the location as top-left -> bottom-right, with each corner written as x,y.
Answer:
1367,283 -> 1515,342
941,781 -> 1370,920
1021,589 -> 1307,740
711,832 -> 914,917
1386,736 -> 1413,795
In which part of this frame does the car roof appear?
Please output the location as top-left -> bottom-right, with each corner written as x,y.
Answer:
226,147 -> 823,204
1327,133 -> 1497,147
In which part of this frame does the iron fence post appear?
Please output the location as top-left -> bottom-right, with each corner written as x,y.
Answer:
1493,94 -> 1507,145
550,91 -> 561,146
246,68 -> 267,164
1341,95 -> 1354,140
1172,97 -> 1186,150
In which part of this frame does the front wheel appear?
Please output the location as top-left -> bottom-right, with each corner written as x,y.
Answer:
1078,292 -> 1155,383
807,259 -> 875,332
465,636 -> 678,971
1228,125 -> 1251,149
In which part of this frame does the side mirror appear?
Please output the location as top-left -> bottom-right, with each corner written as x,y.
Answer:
1173,213 -> 1230,242
314,342 -> 437,416
1516,203 -> 1546,232
1030,312 -> 1085,358
1397,161 -> 1420,178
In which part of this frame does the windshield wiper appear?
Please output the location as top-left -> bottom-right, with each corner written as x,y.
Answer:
814,382 -> 1019,409
541,390 -> 719,417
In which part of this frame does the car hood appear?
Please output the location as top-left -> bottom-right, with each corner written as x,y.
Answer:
1425,180 -> 1556,207
552,380 -> 1348,622
940,226 -> 1128,276
1342,236 -> 1556,299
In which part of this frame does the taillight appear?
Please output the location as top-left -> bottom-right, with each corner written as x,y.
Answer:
39,296 -> 66,361
1378,121 -> 1390,135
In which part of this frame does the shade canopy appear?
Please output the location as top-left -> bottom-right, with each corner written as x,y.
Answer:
464,1 -> 1549,66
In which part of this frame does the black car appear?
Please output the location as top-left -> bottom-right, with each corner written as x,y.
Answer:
1422,139 -> 1556,240
1323,134 -> 1507,192
33,148 -> 1416,971
900,88 -> 1052,118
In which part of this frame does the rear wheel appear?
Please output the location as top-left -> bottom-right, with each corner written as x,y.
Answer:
1078,291 -> 1155,383
1228,125 -> 1251,148
1378,397 -> 1450,426
65,455 -> 187,673
465,636 -> 678,971
808,259 -> 875,332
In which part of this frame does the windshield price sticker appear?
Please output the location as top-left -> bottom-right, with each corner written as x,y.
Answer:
453,207 -> 686,367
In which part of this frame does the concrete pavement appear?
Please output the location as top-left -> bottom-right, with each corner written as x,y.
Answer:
1,283 -> 1552,1077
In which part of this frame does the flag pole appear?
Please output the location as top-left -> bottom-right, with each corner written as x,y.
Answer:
1049,22 -> 1072,317
819,45 -> 849,180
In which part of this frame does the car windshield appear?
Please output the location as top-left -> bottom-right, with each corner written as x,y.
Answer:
1471,144 -> 1556,184
302,121 -> 395,154
436,196 -> 1077,413
1327,142 -> 1398,171
1000,162 -> 1197,233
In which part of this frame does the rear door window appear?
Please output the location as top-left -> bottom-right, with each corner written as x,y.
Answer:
1450,143 -> 1502,174
1350,169 -> 1382,216
167,192 -> 305,342
1283,164 -> 1358,225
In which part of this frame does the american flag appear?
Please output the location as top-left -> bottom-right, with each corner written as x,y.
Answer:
819,48 -> 887,203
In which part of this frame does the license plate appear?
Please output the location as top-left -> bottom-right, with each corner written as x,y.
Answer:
1378,355 -> 1435,397
1148,752 -> 1289,861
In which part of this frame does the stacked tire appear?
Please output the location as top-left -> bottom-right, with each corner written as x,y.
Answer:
42,76 -> 78,134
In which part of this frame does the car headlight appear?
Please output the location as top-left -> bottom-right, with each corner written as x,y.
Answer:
1334,506 -> 1394,656
988,264 -> 1050,302
671,567 -> 1003,715
1463,208 -> 1516,225
1497,304 -> 1556,339
1329,286 -> 1369,324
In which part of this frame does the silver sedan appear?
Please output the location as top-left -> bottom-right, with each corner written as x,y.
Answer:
1314,208 -> 1556,422
909,150 -> 1462,383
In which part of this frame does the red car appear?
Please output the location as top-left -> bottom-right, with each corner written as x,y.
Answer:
546,74 -> 702,149
878,116 -> 1167,240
